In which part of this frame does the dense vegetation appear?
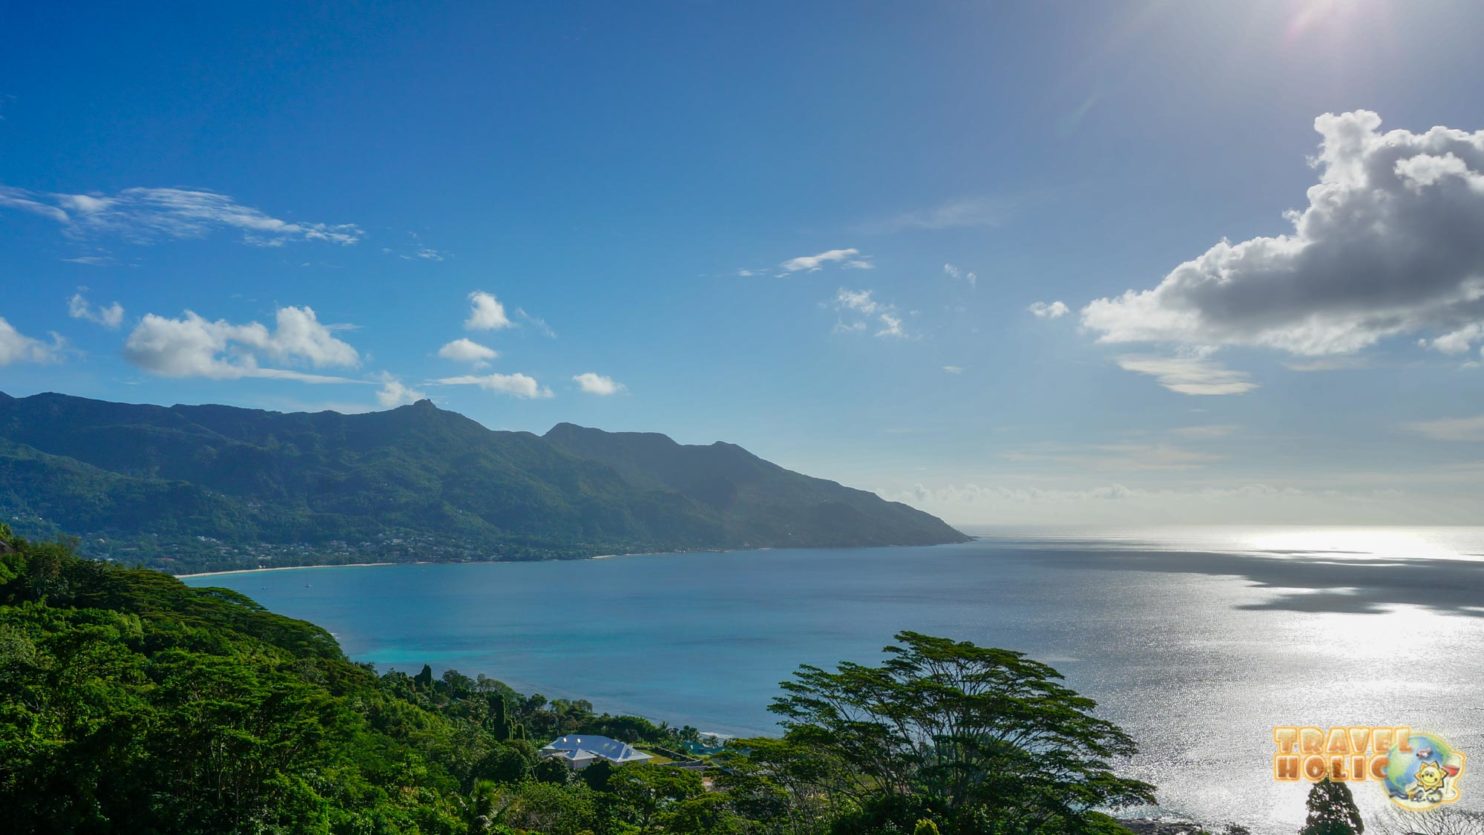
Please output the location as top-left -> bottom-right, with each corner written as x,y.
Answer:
0,392 -> 966,573
0,526 -> 1163,834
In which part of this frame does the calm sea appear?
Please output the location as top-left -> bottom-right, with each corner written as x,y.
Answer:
184,526 -> 1484,833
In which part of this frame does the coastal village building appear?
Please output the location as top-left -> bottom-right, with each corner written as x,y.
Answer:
539,735 -> 653,770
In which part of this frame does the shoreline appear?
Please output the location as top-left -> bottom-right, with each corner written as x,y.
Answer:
176,561 -> 397,580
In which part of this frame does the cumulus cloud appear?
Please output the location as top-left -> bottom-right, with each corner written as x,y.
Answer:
1082,111 -> 1484,361
465,291 -> 512,330
0,184 -> 361,246
832,288 -> 908,338
573,372 -> 625,396
376,373 -> 428,408
780,248 -> 874,274
68,290 -> 125,328
943,263 -> 977,287
1423,323 -> 1484,356
1407,414 -> 1484,442
123,306 -> 361,382
1114,353 -> 1258,396
438,338 -> 498,366
0,317 -> 61,365
436,372 -> 553,399
1028,300 -> 1069,319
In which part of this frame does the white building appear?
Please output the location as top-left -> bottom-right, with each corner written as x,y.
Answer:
539,735 -> 653,770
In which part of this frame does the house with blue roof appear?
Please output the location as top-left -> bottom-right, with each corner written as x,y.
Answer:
539,735 -> 653,770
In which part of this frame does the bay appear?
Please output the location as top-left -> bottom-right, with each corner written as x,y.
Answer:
185,526 -> 1484,833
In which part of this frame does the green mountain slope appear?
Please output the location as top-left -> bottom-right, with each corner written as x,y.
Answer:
543,422 -> 966,548
0,392 -> 966,572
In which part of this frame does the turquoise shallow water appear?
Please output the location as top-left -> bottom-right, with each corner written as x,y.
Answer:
185,526 -> 1484,833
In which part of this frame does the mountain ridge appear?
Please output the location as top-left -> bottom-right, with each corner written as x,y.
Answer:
0,391 -> 968,573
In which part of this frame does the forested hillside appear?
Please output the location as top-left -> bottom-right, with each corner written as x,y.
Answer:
0,525 -> 1157,834
0,392 -> 966,573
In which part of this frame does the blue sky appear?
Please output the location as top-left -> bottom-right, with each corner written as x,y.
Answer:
3,0 -> 1484,525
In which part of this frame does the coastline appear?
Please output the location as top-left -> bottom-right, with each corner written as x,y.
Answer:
176,561 -> 396,580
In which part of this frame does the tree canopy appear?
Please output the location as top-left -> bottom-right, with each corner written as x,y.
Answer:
752,630 -> 1157,834
0,525 -> 1159,833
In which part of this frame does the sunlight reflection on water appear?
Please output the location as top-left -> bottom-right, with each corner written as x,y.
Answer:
186,526 -> 1484,834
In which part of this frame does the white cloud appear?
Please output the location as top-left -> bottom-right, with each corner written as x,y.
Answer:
376,373 -> 428,407
0,186 -> 69,223
943,365 -> 964,374
1407,415 -> 1484,442
573,372 -> 625,396
465,290 -> 512,330
0,184 -> 361,246
436,372 -> 553,399
438,338 -> 499,366
1082,111 -> 1484,360
1283,356 -> 1370,372
1424,323 -> 1484,356
832,288 -> 909,339
517,308 -> 557,338
123,306 -> 361,383
1002,440 -> 1225,471
876,312 -> 906,338
835,288 -> 880,315
1114,353 -> 1259,396
780,248 -> 874,274
880,480 -> 1423,526
0,317 -> 61,365
1028,300 -> 1069,319
256,306 -> 358,367
1170,424 -> 1239,440
943,263 -> 977,287
68,291 -> 125,328
858,197 -> 1010,233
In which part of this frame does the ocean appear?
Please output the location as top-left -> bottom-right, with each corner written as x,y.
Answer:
183,526 -> 1484,833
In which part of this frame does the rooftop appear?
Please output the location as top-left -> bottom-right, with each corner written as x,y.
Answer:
540,734 -> 653,764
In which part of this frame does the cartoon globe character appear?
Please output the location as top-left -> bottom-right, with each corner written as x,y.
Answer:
1384,733 -> 1466,811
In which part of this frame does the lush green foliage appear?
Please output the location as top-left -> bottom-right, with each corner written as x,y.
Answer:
747,631 -> 1158,834
1300,779 -> 1363,835
0,527 -> 1154,833
0,392 -> 966,572
0,526 -> 711,833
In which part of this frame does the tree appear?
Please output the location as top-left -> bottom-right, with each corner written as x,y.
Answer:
665,792 -> 750,834
580,759 -> 614,791
474,744 -> 530,784
1300,779 -> 1364,835
488,693 -> 512,740
1371,806 -> 1484,835
755,631 -> 1156,834
415,663 -> 434,689
498,780 -> 597,835
605,762 -> 704,833
532,756 -> 572,785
